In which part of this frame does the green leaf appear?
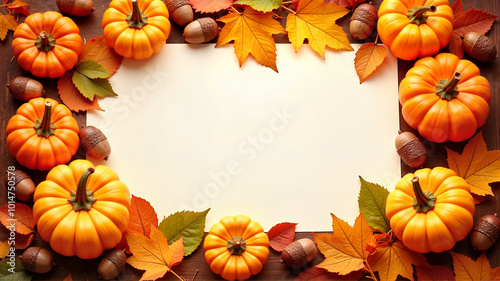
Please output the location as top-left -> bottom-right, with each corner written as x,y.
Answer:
358,176 -> 391,233
72,72 -> 117,101
0,260 -> 33,281
158,209 -> 210,256
75,60 -> 111,79
235,0 -> 282,12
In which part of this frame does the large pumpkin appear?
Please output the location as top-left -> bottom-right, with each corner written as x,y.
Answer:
386,167 -> 475,253
6,98 -> 79,171
399,53 -> 491,143
204,215 -> 269,281
102,0 -> 171,59
12,11 -> 82,78
378,0 -> 453,61
33,160 -> 131,259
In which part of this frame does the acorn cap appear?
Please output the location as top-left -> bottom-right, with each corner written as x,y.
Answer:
462,32 -> 497,62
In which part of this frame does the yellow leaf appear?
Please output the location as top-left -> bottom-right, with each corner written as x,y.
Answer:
216,6 -> 286,72
0,14 -> 18,41
0,240 -> 9,260
286,0 -> 353,58
126,225 -> 184,281
446,132 -> 500,196
354,43 -> 387,84
451,251 -> 494,281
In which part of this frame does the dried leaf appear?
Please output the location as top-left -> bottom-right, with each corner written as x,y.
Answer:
127,195 -> 159,238
158,209 -> 210,256
0,241 -> 9,260
451,251 -> 494,281
58,72 -> 103,112
415,265 -> 454,281
72,71 -> 117,101
5,0 -> 30,16
286,0 -> 353,58
451,0 -> 464,19
190,0 -> 233,13
75,60 -> 111,79
446,131 -> 500,196
267,222 -> 297,252
0,203 -> 34,235
368,240 -> 429,281
357,176 -> 390,233
126,225 -> 184,281
63,273 -> 73,281
79,36 -> 123,75
0,14 -> 18,41
354,43 -> 387,84
235,0 -> 282,12
295,265 -> 363,280
13,233 -> 33,250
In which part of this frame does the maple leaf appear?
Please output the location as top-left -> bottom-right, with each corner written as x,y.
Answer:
58,72 -> 103,112
267,222 -> 297,252
286,0 -> 353,59
190,0 -> 233,13
126,225 -> 184,281
79,36 -> 123,75
216,6 -> 286,72
446,131 -> 500,196
235,0 -> 282,12
451,251 -> 496,281
368,240 -> 429,281
295,265 -> 363,280
0,203 -> 34,235
314,213 -> 372,275
323,0 -> 364,9
5,0 -> 30,16
415,265 -> 454,281
354,43 -> 387,84
0,13 -> 17,41
127,195 -> 159,238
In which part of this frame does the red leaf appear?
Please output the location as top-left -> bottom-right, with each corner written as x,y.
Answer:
58,72 -> 103,112
451,0 -> 464,19
473,194 -> 487,205
267,222 -> 297,252
0,203 -> 34,235
13,232 -> 33,250
5,0 -> 30,15
295,266 -> 363,280
415,265 -> 455,281
323,0 -> 352,8
127,195 -> 159,238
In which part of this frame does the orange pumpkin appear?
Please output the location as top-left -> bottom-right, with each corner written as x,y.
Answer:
6,98 -> 79,171
399,53 -> 491,143
12,11 -> 82,78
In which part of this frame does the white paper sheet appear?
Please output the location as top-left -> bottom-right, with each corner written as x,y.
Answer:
87,44 -> 401,231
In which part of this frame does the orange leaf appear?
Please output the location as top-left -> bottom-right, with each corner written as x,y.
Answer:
190,0 -> 233,13
354,43 -> 387,84
313,213 -> 372,275
451,251 -> 494,281
415,265 -> 454,281
0,240 -> 9,259
63,274 -> 73,281
127,195 -> 159,237
79,36 -> 123,75
13,232 -> 33,250
323,0 -> 364,9
126,225 -> 184,281
0,13 -> 18,41
492,266 -> 500,281
0,203 -> 34,235
295,265 -> 363,280
5,0 -> 30,15
446,131 -> 500,196
368,240 -> 428,281
216,6 -> 286,72
58,72 -> 103,112
286,0 -> 352,58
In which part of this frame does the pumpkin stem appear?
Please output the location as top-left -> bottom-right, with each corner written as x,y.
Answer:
411,176 -> 436,213
127,0 -> 148,29
227,237 -> 246,255
33,101 -> 56,138
68,168 -> 97,211
35,31 -> 56,52
407,5 -> 436,25
436,72 -> 462,100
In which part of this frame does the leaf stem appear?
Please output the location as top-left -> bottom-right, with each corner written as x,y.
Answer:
374,33 -> 379,44
282,1 -> 292,4
281,4 -> 295,14
170,270 -> 185,281
364,260 -> 379,281
230,5 -> 241,14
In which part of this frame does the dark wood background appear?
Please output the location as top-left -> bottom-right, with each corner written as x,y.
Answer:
1,0 -> 498,280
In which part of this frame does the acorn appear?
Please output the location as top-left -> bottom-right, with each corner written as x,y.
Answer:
395,131 -> 427,168
79,126 -> 111,161
183,17 -> 219,44
165,0 -> 193,26
350,3 -> 378,40
281,238 -> 317,268
462,32 -> 497,62
57,0 -> 95,16
6,169 -> 36,201
7,77 -> 44,101
20,247 -> 55,274
98,248 -> 126,280
470,214 -> 500,251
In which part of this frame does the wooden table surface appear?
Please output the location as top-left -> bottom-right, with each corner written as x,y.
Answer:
1,0 -> 499,280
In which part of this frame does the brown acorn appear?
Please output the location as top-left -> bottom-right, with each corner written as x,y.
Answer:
165,0 -> 194,26
350,3 -> 378,40
57,0 -> 95,16
6,169 -> 36,201
20,247 -> 55,274
98,249 -> 126,280
471,214 -> 500,251
183,17 -> 219,44
462,32 -> 497,62
79,126 -> 111,161
395,131 -> 427,168
281,238 -> 317,268
7,77 -> 44,101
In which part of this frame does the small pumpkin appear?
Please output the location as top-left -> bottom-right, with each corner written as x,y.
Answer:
386,167 -> 475,253
399,53 -> 491,143
102,0 -> 171,59
204,215 -> 269,281
6,98 -> 79,171
377,0 -> 454,61
33,159 -> 131,259
12,11 -> 82,78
